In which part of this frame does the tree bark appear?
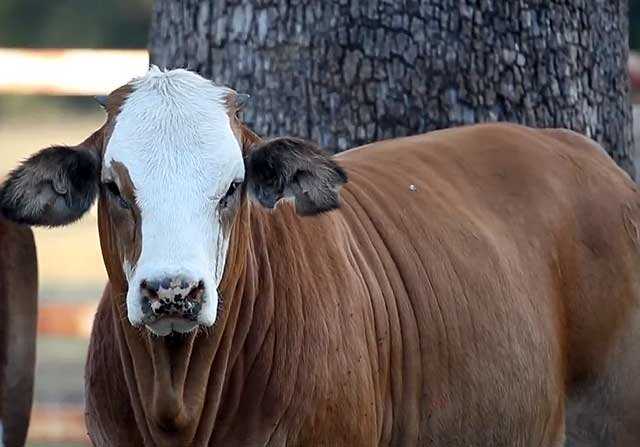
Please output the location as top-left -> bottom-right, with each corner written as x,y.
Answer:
149,0 -> 634,178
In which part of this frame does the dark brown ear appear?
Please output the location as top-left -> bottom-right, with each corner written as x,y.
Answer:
246,137 -> 347,216
0,144 -> 100,226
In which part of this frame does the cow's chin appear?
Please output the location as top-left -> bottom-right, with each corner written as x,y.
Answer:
145,318 -> 199,337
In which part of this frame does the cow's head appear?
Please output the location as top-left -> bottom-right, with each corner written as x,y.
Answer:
0,67 -> 346,336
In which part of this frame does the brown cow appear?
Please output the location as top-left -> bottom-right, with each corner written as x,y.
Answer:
2,67 -> 640,446
0,217 -> 37,447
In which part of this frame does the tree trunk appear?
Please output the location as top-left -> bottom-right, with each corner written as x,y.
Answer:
149,0 -> 635,178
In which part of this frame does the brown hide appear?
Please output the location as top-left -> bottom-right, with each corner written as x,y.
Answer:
85,123 -> 640,446
0,217 -> 38,447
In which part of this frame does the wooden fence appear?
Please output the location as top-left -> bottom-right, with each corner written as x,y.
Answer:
0,48 -> 147,95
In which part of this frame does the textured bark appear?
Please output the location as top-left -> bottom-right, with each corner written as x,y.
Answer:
150,0 -> 634,178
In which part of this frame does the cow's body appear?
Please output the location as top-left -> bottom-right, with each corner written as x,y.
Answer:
83,123 -> 640,446
0,217 -> 37,446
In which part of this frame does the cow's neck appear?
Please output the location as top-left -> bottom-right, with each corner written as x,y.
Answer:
110,194 -> 280,446
112,200 -> 257,446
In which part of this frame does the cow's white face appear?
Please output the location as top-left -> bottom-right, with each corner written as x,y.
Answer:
103,68 -> 244,335
0,67 -> 348,337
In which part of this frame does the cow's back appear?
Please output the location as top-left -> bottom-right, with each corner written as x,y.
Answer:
0,217 -> 38,446
329,123 -> 640,445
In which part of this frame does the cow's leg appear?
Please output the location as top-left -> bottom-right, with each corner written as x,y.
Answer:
565,309 -> 640,447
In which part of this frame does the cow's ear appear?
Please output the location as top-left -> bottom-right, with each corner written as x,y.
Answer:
246,137 -> 347,216
0,145 -> 100,226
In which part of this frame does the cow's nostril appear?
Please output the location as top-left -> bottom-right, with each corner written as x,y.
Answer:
186,280 -> 205,302
141,279 -> 160,293
140,280 -> 159,300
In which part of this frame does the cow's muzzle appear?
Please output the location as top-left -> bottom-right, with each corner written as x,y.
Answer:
139,275 -> 205,326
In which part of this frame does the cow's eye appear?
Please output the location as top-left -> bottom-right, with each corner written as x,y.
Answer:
104,181 -> 130,209
220,180 -> 242,208
226,180 -> 242,197
105,181 -> 120,197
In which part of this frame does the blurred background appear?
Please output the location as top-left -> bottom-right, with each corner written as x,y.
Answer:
0,1 -> 639,446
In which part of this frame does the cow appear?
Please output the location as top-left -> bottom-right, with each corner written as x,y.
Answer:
0,216 -> 37,447
1,67 -> 640,446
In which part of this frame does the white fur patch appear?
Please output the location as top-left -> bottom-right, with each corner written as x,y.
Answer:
103,67 -> 244,330
123,259 -> 134,282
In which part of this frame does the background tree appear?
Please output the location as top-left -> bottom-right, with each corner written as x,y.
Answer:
150,0 -> 635,178
0,0 -> 151,48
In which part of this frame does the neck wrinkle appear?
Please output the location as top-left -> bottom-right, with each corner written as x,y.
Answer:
206,203 -> 282,444
192,197 -> 268,445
